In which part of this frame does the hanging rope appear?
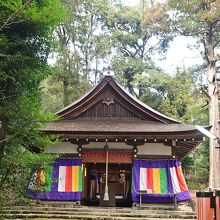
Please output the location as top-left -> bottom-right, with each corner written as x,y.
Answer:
103,142 -> 109,201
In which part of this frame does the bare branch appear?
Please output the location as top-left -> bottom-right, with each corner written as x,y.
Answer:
0,134 -> 17,144
0,167 -> 11,189
201,100 -> 209,109
172,25 -> 208,37
3,19 -> 25,27
200,86 -> 210,99
0,94 -> 16,100
213,40 -> 220,48
0,0 -> 31,32
214,54 -> 220,62
0,53 -> 13,58
212,17 -> 220,26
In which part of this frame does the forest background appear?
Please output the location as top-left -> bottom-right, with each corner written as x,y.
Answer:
1,0 -> 218,205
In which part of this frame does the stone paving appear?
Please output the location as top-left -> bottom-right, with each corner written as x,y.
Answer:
1,201 -> 197,219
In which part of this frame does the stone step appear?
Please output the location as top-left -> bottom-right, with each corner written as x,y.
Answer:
3,208 -> 196,216
2,209 -> 197,219
2,213 -> 196,220
6,206 -> 195,213
37,200 -> 81,208
2,209 -> 196,218
37,201 -> 177,210
3,204 -> 196,219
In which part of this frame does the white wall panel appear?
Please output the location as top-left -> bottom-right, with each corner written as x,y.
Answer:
44,142 -> 78,154
137,143 -> 171,155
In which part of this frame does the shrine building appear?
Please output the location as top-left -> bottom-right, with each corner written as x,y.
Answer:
28,75 -> 206,206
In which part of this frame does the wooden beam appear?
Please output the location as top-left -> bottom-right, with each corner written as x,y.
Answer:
137,155 -> 173,159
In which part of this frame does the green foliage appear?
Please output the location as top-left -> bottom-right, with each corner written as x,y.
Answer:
167,0 -> 220,189
41,0 -> 113,112
24,0 -> 65,25
0,0 -> 64,205
134,69 -> 208,123
182,141 -> 209,190
41,66 -> 91,113
167,0 -> 220,37
0,149 -> 56,205
104,1 -> 173,96
113,56 -> 151,95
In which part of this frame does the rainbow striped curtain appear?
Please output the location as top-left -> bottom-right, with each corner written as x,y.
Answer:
28,158 -> 82,200
132,160 -> 191,203
140,168 -> 168,193
58,165 -> 82,192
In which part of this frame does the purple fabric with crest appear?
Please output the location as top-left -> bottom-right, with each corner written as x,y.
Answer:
27,158 -> 82,201
132,159 -> 191,203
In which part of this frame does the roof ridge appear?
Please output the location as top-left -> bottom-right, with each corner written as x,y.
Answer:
56,75 -> 179,124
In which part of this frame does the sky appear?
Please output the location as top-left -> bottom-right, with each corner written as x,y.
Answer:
156,37 -> 203,73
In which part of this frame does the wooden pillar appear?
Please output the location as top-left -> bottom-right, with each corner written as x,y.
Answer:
82,163 -> 87,200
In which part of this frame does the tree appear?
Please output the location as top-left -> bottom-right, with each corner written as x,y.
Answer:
61,0 -> 112,86
42,0 -> 112,112
166,0 -> 220,189
0,0 -> 64,204
104,2 -> 171,96
134,69 -> 208,123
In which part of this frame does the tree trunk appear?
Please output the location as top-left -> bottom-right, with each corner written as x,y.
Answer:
85,50 -> 89,83
63,77 -> 69,107
83,49 -> 90,93
208,63 -> 220,189
95,56 -> 98,85
204,23 -> 220,189
62,45 -> 69,107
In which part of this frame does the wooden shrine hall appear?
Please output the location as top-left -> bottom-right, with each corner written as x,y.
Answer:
29,75 -> 206,206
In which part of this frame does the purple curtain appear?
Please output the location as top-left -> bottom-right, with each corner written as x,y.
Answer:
132,159 -> 191,203
27,158 -> 82,201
